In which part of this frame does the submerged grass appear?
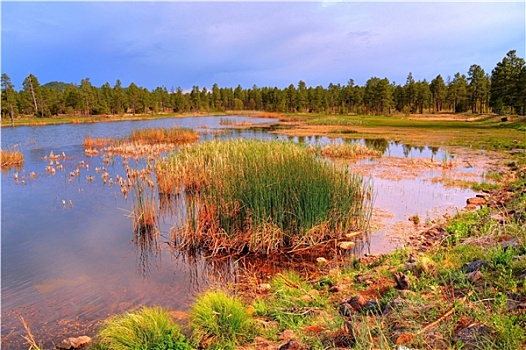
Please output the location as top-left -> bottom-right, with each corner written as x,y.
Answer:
1,148 -> 24,170
156,139 -> 371,255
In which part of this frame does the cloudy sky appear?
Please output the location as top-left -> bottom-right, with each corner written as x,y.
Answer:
2,1 -> 524,91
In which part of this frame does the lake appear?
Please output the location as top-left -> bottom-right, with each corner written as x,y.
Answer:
1,115 -> 479,348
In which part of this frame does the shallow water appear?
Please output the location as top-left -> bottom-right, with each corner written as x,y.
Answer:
1,116 -> 481,348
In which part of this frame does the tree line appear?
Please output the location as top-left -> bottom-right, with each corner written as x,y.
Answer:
2,50 -> 525,122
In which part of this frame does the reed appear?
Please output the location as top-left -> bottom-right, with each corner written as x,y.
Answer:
128,127 -> 199,145
83,136 -> 114,148
1,148 -> 24,170
318,142 -> 382,158
156,139 -> 371,255
131,177 -> 158,236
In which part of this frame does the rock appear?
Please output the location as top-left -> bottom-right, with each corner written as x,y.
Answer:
278,339 -> 304,350
500,238 -> 520,251
328,285 -> 340,293
383,298 -> 407,315
339,302 -> 353,317
466,197 -> 486,206
257,283 -> 272,293
453,323 -> 491,347
253,336 -> 277,350
316,257 -> 328,265
279,329 -> 296,341
56,336 -> 92,349
461,260 -> 487,273
345,231 -> 362,239
362,299 -> 380,314
466,270 -> 484,283
347,295 -> 367,311
338,241 -> 356,250
476,193 -> 491,200
501,116 -> 510,122
491,213 -> 507,224
394,272 -> 411,290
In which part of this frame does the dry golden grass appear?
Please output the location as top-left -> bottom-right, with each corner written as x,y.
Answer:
84,136 -> 114,148
128,127 -> 199,145
1,148 -> 24,170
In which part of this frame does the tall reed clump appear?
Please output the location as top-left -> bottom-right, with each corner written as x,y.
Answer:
131,178 -> 158,237
156,139 -> 371,255
129,127 -> 199,145
94,306 -> 191,350
1,148 -> 24,170
191,290 -> 253,349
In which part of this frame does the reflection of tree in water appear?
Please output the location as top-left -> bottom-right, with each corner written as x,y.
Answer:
363,138 -> 389,154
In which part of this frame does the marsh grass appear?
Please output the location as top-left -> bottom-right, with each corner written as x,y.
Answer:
156,139 -> 371,255
191,290 -> 253,349
1,148 -> 24,170
131,178 -> 158,236
95,306 -> 191,350
318,142 -> 382,158
84,136 -> 114,148
129,127 -> 199,145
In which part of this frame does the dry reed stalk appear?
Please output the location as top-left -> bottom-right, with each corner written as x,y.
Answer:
1,148 -> 24,170
83,136 -> 114,148
20,317 -> 43,350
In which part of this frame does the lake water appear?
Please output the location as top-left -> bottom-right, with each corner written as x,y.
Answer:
1,116 -> 478,348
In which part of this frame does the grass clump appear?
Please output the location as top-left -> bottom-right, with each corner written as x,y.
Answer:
129,127 -> 199,145
94,306 -> 191,350
1,148 -> 24,170
190,290 -> 253,349
156,139 -> 371,255
317,142 -> 382,158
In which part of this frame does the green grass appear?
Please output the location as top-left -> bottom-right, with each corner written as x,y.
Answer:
156,139 -> 371,255
94,306 -> 191,350
190,290 -> 253,349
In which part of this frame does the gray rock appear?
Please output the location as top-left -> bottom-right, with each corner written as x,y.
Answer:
339,302 -> 353,317
461,260 -> 487,273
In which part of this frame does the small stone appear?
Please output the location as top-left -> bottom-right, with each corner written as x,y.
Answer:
466,197 -> 486,206
338,241 -> 356,250
500,238 -> 520,251
466,270 -> 484,283
339,302 -> 353,317
394,272 -> 411,290
461,260 -> 487,273
278,339 -> 304,350
279,329 -> 296,341
257,283 -> 272,293
453,323 -> 491,347
362,299 -> 380,314
316,257 -> 328,265
347,295 -> 367,311
56,336 -> 92,349
345,231 -> 362,239
328,285 -> 340,293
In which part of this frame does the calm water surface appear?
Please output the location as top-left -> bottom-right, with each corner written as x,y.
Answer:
1,116 -> 476,348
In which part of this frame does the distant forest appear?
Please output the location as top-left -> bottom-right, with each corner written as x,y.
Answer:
1,50 -> 525,121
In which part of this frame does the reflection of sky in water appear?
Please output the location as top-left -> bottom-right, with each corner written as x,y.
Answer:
0,116 -> 479,348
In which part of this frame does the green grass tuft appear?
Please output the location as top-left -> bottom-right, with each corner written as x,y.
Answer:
94,306 -> 191,350
190,290 -> 253,349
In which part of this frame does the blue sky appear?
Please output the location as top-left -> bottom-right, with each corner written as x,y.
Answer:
2,1 -> 525,91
